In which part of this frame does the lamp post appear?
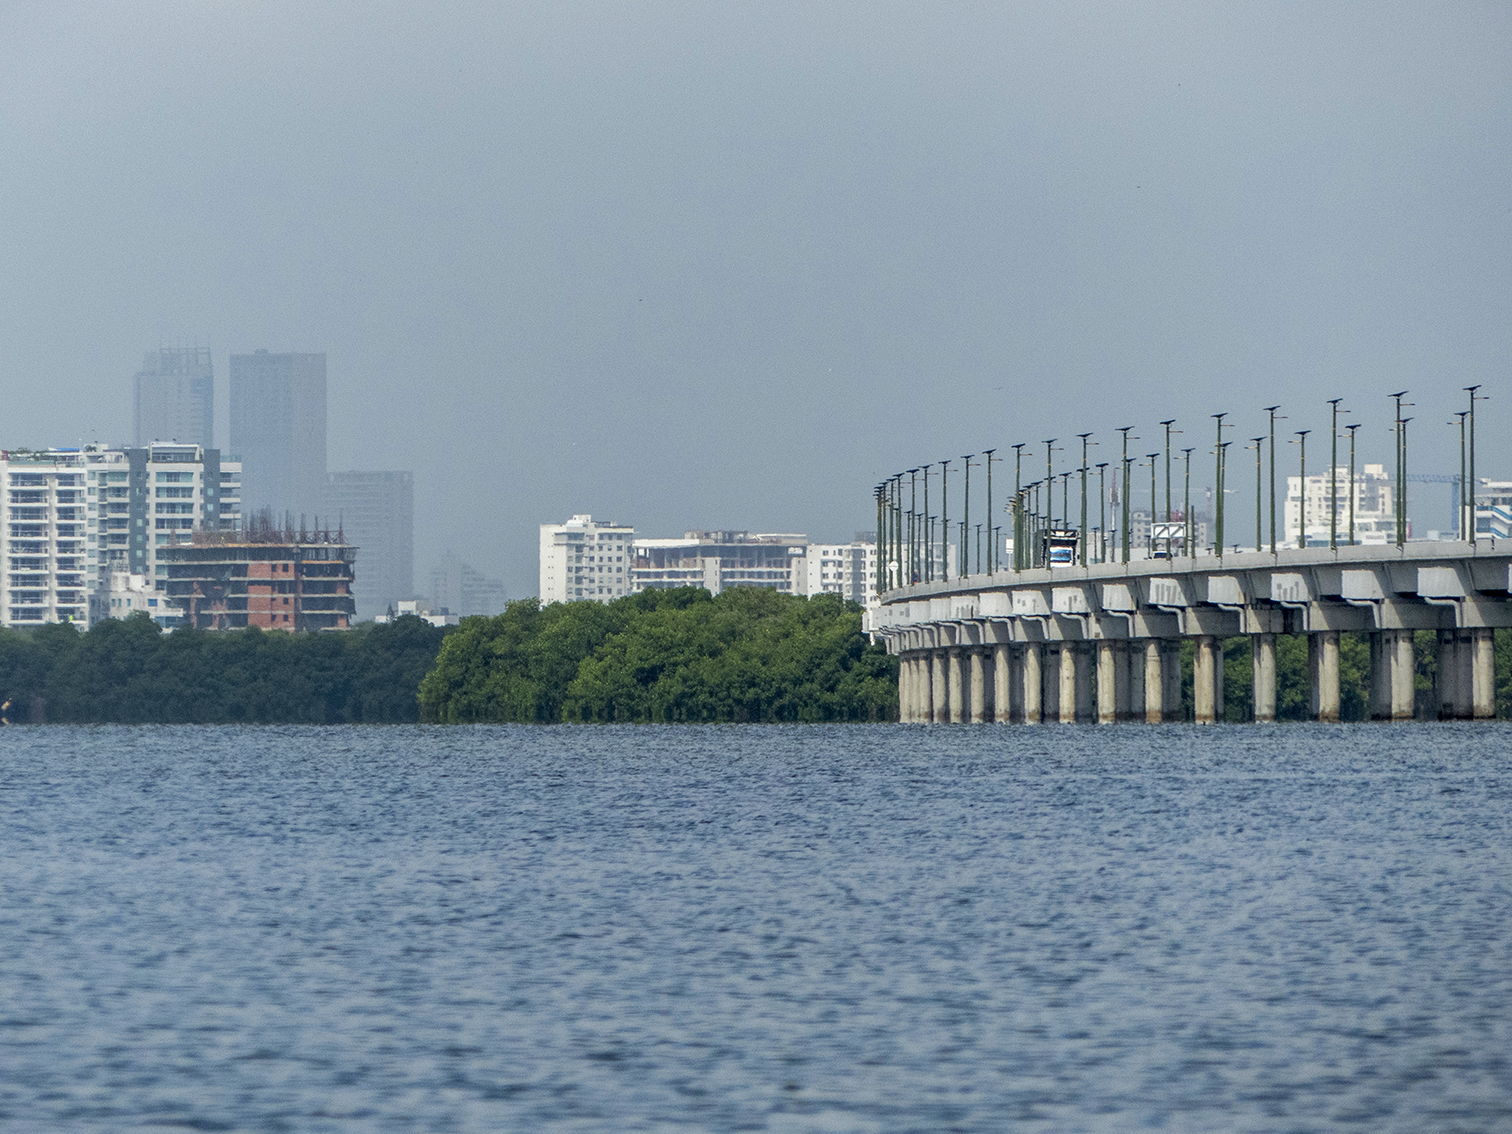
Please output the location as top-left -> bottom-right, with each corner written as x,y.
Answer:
920,464 -> 932,582
984,449 -> 997,573
1294,430 -> 1310,549
1182,447 -> 1194,556
907,469 -> 919,583
1346,424 -> 1360,545
1390,391 -> 1409,548
1160,419 -> 1177,556
1252,437 -> 1265,552
1078,433 -> 1093,566
1117,427 -> 1134,563
1327,398 -> 1344,550
962,454 -> 976,577
940,459 -> 951,580
1212,413 -> 1228,558
1096,462 -> 1108,563
1263,406 -> 1281,553
1466,385 -> 1484,545
1452,411 -> 1468,540
1146,454 -> 1158,555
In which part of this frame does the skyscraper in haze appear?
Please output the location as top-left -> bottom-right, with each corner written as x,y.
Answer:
133,347 -> 214,446
325,470 -> 414,621
229,350 -> 327,521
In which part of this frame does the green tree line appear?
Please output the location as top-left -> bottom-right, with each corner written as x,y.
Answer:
417,587 -> 899,722
0,614 -> 449,723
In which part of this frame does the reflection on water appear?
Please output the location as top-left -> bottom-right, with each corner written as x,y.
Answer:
2,723 -> 1509,1132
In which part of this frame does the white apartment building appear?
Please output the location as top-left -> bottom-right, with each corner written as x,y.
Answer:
632,530 -> 809,596
799,540 -> 878,607
1,449 -> 93,626
1285,463 -> 1393,547
87,443 -> 242,617
0,444 -> 242,629
540,515 -> 635,604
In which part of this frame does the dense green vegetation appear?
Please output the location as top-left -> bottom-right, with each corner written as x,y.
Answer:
418,587 -> 898,723
1,596 -> 1506,725
0,614 -> 449,723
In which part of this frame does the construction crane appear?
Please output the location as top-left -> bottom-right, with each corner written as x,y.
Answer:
1406,473 -> 1463,538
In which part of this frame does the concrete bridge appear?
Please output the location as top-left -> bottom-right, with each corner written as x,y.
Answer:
867,543 -> 1511,723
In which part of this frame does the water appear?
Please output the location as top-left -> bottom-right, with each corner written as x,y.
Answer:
2,724 -> 1510,1133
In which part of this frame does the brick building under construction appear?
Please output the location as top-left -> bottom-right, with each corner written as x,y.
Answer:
161,517 -> 356,631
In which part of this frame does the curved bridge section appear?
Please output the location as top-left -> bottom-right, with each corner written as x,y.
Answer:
868,544 -> 1512,723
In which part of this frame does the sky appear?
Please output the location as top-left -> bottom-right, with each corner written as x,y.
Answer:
2,1 -> 1509,597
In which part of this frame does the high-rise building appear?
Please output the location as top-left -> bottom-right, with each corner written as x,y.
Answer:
325,471 -> 414,621
229,350 -> 327,522
1,449 -> 92,626
1285,464 -> 1394,548
0,445 -> 241,628
540,515 -> 635,604
85,443 -> 242,611
134,347 -> 213,447
796,539 -> 878,607
429,551 -> 508,617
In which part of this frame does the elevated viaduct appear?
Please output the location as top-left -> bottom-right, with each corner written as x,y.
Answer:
868,543 -> 1511,723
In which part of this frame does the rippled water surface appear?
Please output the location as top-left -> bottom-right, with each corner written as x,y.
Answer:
3,724 -> 1511,1132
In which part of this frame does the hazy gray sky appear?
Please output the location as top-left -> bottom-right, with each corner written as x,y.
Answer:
3,2 -> 1508,594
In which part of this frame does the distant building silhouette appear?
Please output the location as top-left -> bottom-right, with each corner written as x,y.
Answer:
230,350 -> 326,521
134,347 -> 213,447
325,470 -> 414,621
429,551 -> 506,617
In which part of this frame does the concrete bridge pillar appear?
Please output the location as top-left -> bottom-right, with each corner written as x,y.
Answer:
1057,644 -> 1080,723
1389,630 -> 1416,720
969,649 -> 987,723
910,654 -> 928,723
1437,631 -> 1467,720
1309,631 -> 1341,722
1096,641 -> 1122,724
1369,633 -> 1388,720
932,650 -> 949,723
1022,643 -> 1043,723
948,648 -> 966,723
994,643 -> 1012,723
897,654 -> 912,722
1194,635 -> 1223,723
1473,628 -> 1495,720
1143,640 -> 1164,724
1162,642 -> 1182,721
1128,641 -> 1146,720
1253,634 -> 1276,722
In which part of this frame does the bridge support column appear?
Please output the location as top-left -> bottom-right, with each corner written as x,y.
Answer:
1369,633 -> 1388,720
1162,642 -> 1182,721
909,654 -> 926,723
1437,631 -> 1467,720
897,655 -> 912,722
1389,630 -> 1416,720
1128,641 -> 1145,720
1194,635 -> 1223,723
1473,628 -> 1495,720
1253,634 -> 1276,722
1057,644 -> 1079,723
1076,644 -> 1094,722
969,649 -> 987,723
932,650 -> 949,723
1022,643 -> 1043,723
1143,640 -> 1164,724
1096,641 -> 1122,724
1309,631 -> 1340,722
947,648 -> 965,723
994,643 -> 1012,723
